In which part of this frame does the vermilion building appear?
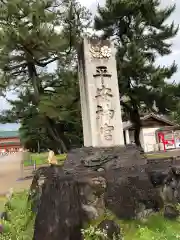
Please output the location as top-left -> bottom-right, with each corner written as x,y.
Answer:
0,131 -> 22,153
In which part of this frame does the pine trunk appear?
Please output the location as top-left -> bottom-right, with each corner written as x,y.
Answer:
27,61 -> 67,152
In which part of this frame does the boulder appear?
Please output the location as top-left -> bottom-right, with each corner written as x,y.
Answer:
0,224 -> 3,234
147,171 -> 167,188
164,205 -> 179,220
105,171 -> 164,220
0,211 -> 8,221
64,145 -> 147,173
31,146 -> 180,239
98,219 -> 121,239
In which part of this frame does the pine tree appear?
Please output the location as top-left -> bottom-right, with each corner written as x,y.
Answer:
0,0 -> 90,151
94,0 -> 179,147
0,68 -> 83,152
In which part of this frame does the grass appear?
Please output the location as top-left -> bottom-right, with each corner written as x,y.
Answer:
144,150 -> 180,159
1,192 -> 180,239
145,153 -> 170,159
121,215 -> 180,239
1,191 -> 35,240
23,152 -> 67,167
90,211 -> 180,240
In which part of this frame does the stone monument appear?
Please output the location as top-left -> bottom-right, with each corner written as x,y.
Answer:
78,38 -> 124,147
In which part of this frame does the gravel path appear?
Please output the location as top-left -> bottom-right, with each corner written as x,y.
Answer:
0,152 -> 32,194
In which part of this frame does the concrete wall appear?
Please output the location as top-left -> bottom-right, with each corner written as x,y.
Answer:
124,127 -> 159,152
141,127 -> 159,152
127,129 -> 145,149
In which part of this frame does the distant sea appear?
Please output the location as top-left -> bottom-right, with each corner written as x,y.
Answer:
0,123 -> 20,131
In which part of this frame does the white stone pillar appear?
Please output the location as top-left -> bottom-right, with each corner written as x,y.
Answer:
125,130 -> 130,144
78,38 -> 124,147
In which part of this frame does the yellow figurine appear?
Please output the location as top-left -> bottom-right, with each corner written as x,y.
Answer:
48,150 -> 57,165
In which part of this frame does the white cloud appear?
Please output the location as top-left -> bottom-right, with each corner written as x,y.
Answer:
79,0 -> 99,8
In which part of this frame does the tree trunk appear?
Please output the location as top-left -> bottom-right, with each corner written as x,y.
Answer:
120,99 -> 142,148
130,113 -> 142,147
126,93 -> 141,148
45,117 -> 68,153
27,61 -> 68,153
27,62 -> 40,103
134,124 -> 141,147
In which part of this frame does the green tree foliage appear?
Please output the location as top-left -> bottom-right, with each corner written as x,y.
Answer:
0,0 -> 90,152
0,68 -> 83,152
94,0 -> 179,146
164,84 -> 180,124
1,0 -> 179,150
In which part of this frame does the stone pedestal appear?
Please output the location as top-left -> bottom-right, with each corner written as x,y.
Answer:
78,38 -> 124,147
64,145 -> 147,174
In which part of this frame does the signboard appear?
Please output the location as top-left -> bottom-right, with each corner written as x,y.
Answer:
163,131 -> 175,150
158,131 -> 175,151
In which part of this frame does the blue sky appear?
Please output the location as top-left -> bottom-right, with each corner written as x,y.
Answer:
0,123 -> 20,131
0,0 -> 179,130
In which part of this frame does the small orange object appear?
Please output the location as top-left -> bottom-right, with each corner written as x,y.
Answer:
48,150 -> 57,165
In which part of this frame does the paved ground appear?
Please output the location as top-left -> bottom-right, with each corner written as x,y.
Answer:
0,152 -> 32,195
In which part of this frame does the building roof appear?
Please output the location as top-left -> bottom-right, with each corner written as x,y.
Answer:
0,142 -> 20,146
123,113 -> 176,130
0,131 -> 19,139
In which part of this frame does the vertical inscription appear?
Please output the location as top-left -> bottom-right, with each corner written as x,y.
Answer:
93,66 -> 115,140
78,38 -> 124,147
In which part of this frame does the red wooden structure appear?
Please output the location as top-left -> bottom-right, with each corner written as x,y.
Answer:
0,131 -> 22,153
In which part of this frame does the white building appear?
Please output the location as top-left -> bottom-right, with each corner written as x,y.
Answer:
123,113 -> 177,153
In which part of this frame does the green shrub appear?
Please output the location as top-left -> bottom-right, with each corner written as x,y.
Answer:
1,191 -> 35,240
82,225 -> 108,240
